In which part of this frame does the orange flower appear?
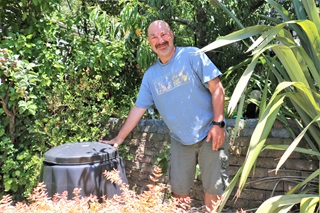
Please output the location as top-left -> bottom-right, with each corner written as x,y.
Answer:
136,28 -> 141,37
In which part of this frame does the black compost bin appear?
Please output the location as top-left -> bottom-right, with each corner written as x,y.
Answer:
39,142 -> 128,199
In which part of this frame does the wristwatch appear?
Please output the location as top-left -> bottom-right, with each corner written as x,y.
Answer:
212,121 -> 225,128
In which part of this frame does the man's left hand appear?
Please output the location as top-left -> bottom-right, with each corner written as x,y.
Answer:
206,125 -> 225,151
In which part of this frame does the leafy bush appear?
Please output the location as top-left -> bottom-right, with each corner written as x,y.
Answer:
0,1 -> 152,200
0,166 -> 248,213
0,47 -> 42,198
0,167 -> 193,213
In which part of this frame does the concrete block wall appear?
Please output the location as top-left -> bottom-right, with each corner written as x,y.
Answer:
103,118 -> 318,211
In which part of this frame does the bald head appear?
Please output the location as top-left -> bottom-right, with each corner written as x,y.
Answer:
147,20 -> 172,37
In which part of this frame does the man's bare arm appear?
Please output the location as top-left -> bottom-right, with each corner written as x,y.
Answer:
100,105 -> 147,148
206,77 -> 226,150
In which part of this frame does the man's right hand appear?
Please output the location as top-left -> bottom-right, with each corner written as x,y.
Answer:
99,137 -> 124,149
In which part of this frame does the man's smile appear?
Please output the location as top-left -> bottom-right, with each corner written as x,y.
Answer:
156,41 -> 169,49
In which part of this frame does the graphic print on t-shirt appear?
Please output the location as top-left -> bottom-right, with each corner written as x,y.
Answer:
154,70 -> 189,96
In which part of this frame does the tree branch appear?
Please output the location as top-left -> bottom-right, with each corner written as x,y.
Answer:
171,17 -> 195,30
0,84 -> 16,143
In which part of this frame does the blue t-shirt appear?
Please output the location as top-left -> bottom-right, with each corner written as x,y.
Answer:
135,47 -> 222,145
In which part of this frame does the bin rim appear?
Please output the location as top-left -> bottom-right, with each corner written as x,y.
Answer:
43,142 -> 118,165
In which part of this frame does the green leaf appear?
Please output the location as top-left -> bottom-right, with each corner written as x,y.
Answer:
27,101 -> 37,115
18,100 -> 27,114
209,0 -> 245,29
264,145 -> 320,157
199,25 -> 271,53
4,179 -> 12,191
293,0 -> 307,20
295,46 -> 320,87
29,94 -> 37,99
272,46 -> 309,85
301,0 -> 320,33
295,20 -> 320,62
10,181 -> 18,192
267,0 -> 291,21
246,23 -> 286,54
287,82 -> 320,117
17,153 -> 24,160
300,196 -> 319,213
256,194 -> 318,213
227,56 -> 258,115
15,171 -> 21,176
0,128 -> 4,137
274,114 -> 319,173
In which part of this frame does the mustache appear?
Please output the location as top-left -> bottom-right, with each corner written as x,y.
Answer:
155,41 -> 169,49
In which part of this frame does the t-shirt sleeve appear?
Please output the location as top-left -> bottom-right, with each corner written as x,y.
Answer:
135,74 -> 154,109
189,48 -> 222,88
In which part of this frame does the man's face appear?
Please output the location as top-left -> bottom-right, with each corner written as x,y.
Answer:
147,21 -> 175,63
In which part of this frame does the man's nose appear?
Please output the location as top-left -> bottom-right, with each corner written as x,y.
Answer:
157,35 -> 165,43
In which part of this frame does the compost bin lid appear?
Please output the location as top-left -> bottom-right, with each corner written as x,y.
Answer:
44,142 -> 118,165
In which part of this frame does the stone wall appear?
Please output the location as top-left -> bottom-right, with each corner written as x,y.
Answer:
103,118 -> 318,211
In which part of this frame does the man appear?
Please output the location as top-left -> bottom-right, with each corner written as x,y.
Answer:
100,20 -> 229,211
